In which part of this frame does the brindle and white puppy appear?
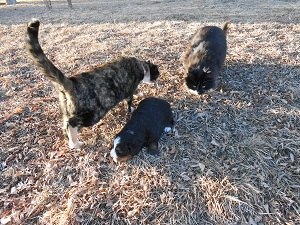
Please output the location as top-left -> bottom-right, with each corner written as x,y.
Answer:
110,97 -> 174,162
26,19 -> 160,149
183,22 -> 228,94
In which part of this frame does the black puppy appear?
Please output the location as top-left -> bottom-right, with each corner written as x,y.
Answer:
110,97 -> 173,162
183,22 -> 228,94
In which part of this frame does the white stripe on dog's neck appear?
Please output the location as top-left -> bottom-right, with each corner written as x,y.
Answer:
142,65 -> 147,76
142,65 -> 152,84
110,136 -> 121,163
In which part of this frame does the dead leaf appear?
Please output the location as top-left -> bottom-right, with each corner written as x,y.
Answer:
199,162 -> 205,172
11,186 -> 17,194
180,173 -> 190,181
290,153 -> 294,162
14,107 -> 23,114
211,139 -> 220,147
127,208 -> 139,217
249,216 -> 257,225
0,216 -> 11,225
263,204 -> 270,213
106,200 -> 114,207
168,146 -> 176,154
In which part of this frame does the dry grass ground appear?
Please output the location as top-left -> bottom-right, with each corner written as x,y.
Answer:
0,0 -> 300,224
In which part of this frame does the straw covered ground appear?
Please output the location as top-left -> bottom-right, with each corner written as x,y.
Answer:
0,0 -> 299,224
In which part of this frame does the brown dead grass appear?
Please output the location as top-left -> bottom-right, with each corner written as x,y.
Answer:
1,0 -> 300,224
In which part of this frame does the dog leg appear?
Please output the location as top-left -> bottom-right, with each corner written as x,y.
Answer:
66,124 -> 83,149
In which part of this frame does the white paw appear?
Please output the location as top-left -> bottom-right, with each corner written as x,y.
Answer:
188,89 -> 199,95
69,141 -> 83,149
164,127 -> 172,133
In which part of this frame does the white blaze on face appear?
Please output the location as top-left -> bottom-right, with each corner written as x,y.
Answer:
110,136 -> 121,162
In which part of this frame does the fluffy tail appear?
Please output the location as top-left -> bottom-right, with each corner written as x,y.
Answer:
222,22 -> 229,35
26,19 -> 71,90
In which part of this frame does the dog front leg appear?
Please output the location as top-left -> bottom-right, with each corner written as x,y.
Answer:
66,123 -> 83,149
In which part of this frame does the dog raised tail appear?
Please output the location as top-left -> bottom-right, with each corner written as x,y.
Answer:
26,19 -> 72,91
222,21 -> 229,35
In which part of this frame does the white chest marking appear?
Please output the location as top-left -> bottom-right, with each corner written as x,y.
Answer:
142,75 -> 152,84
142,65 -> 152,84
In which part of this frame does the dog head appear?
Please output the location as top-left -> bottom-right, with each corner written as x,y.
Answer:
185,63 -> 215,94
110,135 -> 142,162
142,61 -> 160,83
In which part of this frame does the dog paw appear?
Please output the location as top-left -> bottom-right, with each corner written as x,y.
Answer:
164,127 -> 172,133
69,141 -> 83,149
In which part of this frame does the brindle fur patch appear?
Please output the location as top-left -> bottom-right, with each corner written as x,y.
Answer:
25,19 -> 160,148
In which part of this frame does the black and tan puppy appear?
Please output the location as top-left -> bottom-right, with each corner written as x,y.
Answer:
183,22 -> 228,94
26,19 -> 160,149
110,97 -> 173,162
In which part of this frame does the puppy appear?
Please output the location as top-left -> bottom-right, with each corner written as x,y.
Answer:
110,97 -> 174,162
183,22 -> 228,94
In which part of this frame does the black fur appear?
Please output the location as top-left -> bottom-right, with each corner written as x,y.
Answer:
110,97 -> 173,162
183,22 -> 228,94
